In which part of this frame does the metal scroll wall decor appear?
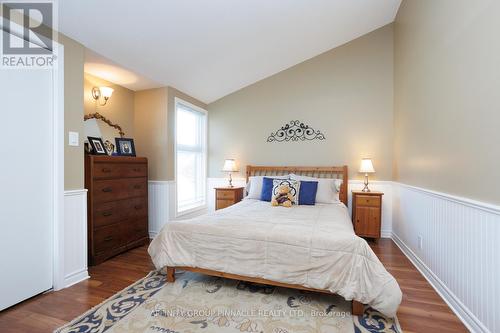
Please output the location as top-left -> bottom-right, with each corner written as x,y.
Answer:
84,112 -> 125,138
267,120 -> 326,142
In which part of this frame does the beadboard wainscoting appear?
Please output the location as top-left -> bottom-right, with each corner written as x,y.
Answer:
392,183 -> 500,333
62,189 -> 89,289
148,181 -> 175,238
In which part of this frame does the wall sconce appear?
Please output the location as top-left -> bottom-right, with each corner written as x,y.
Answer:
92,86 -> 114,106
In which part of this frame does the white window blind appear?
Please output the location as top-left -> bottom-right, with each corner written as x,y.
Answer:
175,100 -> 207,214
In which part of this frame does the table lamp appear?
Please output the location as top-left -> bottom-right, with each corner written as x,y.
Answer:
222,159 -> 238,187
359,158 -> 375,192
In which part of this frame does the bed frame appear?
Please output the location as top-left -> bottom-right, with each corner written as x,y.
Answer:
165,165 -> 364,316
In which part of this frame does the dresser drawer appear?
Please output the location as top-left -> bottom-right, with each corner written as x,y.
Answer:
93,162 -> 147,179
217,191 -> 235,200
93,197 -> 148,229
125,217 -> 148,243
355,195 -> 381,207
94,223 -> 126,254
93,178 -> 147,203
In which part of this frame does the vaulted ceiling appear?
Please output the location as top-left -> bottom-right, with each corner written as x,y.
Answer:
59,0 -> 401,103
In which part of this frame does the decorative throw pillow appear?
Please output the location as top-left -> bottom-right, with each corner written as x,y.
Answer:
271,179 -> 300,207
298,180 -> 318,205
260,177 -> 288,202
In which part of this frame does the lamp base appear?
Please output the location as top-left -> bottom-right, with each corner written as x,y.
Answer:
362,174 -> 371,192
227,173 -> 234,188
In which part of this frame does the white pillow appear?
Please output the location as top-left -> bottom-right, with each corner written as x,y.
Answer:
246,175 -> 290,199
289,174 -> 343,203
246,176 -> 264,199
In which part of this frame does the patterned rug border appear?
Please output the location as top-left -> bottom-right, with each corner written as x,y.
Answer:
54,270 -> 403,333
53,270 -> 163,333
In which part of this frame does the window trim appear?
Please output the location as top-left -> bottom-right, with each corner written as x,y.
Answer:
174,97 -> 208,218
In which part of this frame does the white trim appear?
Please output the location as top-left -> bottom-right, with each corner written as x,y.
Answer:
173,97 -> 208,218
148,180 -> 175,185
391,232 -> 488,333
52,41 -> 65,291
397,182 -> 500,215
64,189 -> 88,196
63,269 -> 89,289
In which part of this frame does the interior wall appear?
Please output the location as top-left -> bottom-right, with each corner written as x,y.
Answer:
134,88 -> 169,181
84,73 -> 135,138
207,24 -> 394,180
60,34 -> 85,191
394,0 -> 500,205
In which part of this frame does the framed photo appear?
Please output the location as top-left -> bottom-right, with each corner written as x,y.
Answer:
87,136 -> 107,155
115,137 -> 136,157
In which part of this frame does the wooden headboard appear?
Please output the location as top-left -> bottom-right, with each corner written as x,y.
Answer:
246,165 -> 349,206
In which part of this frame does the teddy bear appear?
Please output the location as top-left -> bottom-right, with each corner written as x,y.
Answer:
271,185 -> 294,207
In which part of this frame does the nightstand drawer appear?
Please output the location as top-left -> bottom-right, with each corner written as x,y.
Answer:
355,195 -> 380,207
214,187 -> 244,210
217,191 -> 235,200
216,199 -> 234,210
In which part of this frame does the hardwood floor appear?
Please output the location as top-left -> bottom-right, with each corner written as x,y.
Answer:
0,239 -> 468,333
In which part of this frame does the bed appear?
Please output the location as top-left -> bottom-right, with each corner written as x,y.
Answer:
148,166 -> 402,317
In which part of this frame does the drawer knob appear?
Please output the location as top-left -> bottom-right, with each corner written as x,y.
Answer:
133,185 -> 141,189
104,236 -> 113,242
134,205 -> 142,210
102,211 -> 112,217
133,168 -> 141,172
102,168 -> 111,173
102,187 -> 113,193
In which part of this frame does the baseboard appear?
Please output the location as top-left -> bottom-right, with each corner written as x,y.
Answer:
63,269 -> 89,289
380,230 -> 392,238
391,232 -> 488,333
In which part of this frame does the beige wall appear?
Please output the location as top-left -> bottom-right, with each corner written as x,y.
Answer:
208,25 -> 394,180
134,88 -> 169,180
394,0 -> 500,204
134,87 -> 206,181
60,34 -> 85,191
84,73 -> 135,138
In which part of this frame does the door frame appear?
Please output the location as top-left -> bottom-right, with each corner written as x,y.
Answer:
52,41 -> 65,291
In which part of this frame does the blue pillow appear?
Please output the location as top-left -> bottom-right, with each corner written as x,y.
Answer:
298,181 -> 318,205
260,177 -> 285,201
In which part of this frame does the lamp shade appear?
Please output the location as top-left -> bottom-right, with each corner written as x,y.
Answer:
222,159 -> 238,172
359,158 -> 375,173
100,86 -> 114,99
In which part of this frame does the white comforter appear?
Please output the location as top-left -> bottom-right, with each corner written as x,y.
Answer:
148,199 -> 402,317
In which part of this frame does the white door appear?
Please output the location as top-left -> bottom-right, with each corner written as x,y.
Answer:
0,66 -> 55,309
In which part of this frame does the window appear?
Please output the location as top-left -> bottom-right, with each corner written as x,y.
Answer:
175,98 -> 207,215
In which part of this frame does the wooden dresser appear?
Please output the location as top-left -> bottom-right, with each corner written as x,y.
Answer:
85,155 -> 149,265
215,187 -> 244,210
352,191 -> 383,240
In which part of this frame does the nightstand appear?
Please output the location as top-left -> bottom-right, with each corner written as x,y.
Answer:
352,191 -> 383,240
215,187 -> 244,210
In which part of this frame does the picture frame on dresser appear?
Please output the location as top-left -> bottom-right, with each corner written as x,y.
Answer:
115,137 -> 136,157
87,136 -> 107,155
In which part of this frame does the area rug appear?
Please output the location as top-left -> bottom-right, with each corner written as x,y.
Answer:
55,270 -> 401,333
